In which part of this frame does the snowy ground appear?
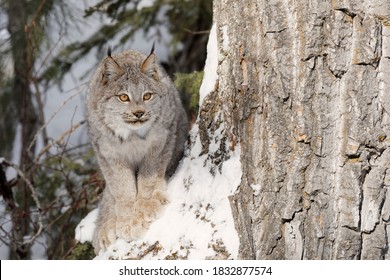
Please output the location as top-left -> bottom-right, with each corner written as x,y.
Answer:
75,25 -> 244,260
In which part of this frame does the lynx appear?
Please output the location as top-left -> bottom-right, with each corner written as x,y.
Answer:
86,46 -> 188,253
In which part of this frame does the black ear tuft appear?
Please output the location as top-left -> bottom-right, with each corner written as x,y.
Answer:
101,54 -> 123,84
141,42 -> 159,81
150,41 -> 155,55
107,46 -> 112,57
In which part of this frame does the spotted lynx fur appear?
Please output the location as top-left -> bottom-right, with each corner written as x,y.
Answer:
86,46 -> 188,253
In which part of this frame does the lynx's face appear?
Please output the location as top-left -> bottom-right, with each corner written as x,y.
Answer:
95,49 -> 166,139
103,78 -> 163,139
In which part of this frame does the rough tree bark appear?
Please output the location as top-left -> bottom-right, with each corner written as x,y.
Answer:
206,0 -> 390,259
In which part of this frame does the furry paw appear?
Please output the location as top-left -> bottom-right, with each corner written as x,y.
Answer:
151,189 -> 170,205
93,218 -> 117,253
116,217 -> 134,241
116,214 -> 151,240
134,196 -> 167,222
129,215 -> 151,239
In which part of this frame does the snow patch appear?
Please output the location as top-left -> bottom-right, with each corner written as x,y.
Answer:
75,208 -> 98,244
199,24 -> 218,107
137,0 -> 155,10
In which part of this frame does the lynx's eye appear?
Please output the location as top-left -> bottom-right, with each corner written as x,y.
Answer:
143,92 -> 153,101
118,94 -> 130,102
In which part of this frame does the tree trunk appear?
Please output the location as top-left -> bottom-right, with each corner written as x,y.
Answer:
7,0 -> 39,259
211,0 -> 390,259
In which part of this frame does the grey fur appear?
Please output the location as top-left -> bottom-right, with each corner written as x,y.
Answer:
86,49 -> 188,253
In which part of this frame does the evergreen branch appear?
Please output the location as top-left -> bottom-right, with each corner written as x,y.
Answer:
40,3 -> 164,85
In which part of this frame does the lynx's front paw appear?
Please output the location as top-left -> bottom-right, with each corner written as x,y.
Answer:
116,213 -> 150,240
129,215 -> 151,239
116,217 -> 134,241
152,189 -> 170,205
93,218 -> 117,253
134,191 -> 169,222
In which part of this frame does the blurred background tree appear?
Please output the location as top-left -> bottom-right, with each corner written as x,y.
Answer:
0,0 -> 212,259
1,0 -> 71,259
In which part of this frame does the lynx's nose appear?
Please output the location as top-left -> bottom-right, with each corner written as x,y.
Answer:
133,111 -> 145,119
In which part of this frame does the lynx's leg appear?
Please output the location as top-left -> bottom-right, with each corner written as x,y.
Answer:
93,188 -> 117,253
133,137 -> 176,224
135,176 -> 169,218
130,177 -> 168,239
109,167 -> 138,242
97,155 -> 138,242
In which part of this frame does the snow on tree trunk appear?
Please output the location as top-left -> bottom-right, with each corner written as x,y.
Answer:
213,0 -> 390,259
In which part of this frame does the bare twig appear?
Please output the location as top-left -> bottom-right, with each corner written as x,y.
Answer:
58,106 -> 79,199
33,120 -> 86,163
28,90 -> 82,152
33,81 -> 49,149
34,17 -> 66,76
182,28 -> 210,35
60,105 -> 79,157
28,0 -> 48,29
0,226 -> 13,247
29,16 -> 67,151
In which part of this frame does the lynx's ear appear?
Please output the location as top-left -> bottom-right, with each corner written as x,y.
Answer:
101,48 -> 124,83
141,43 -> 159,81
